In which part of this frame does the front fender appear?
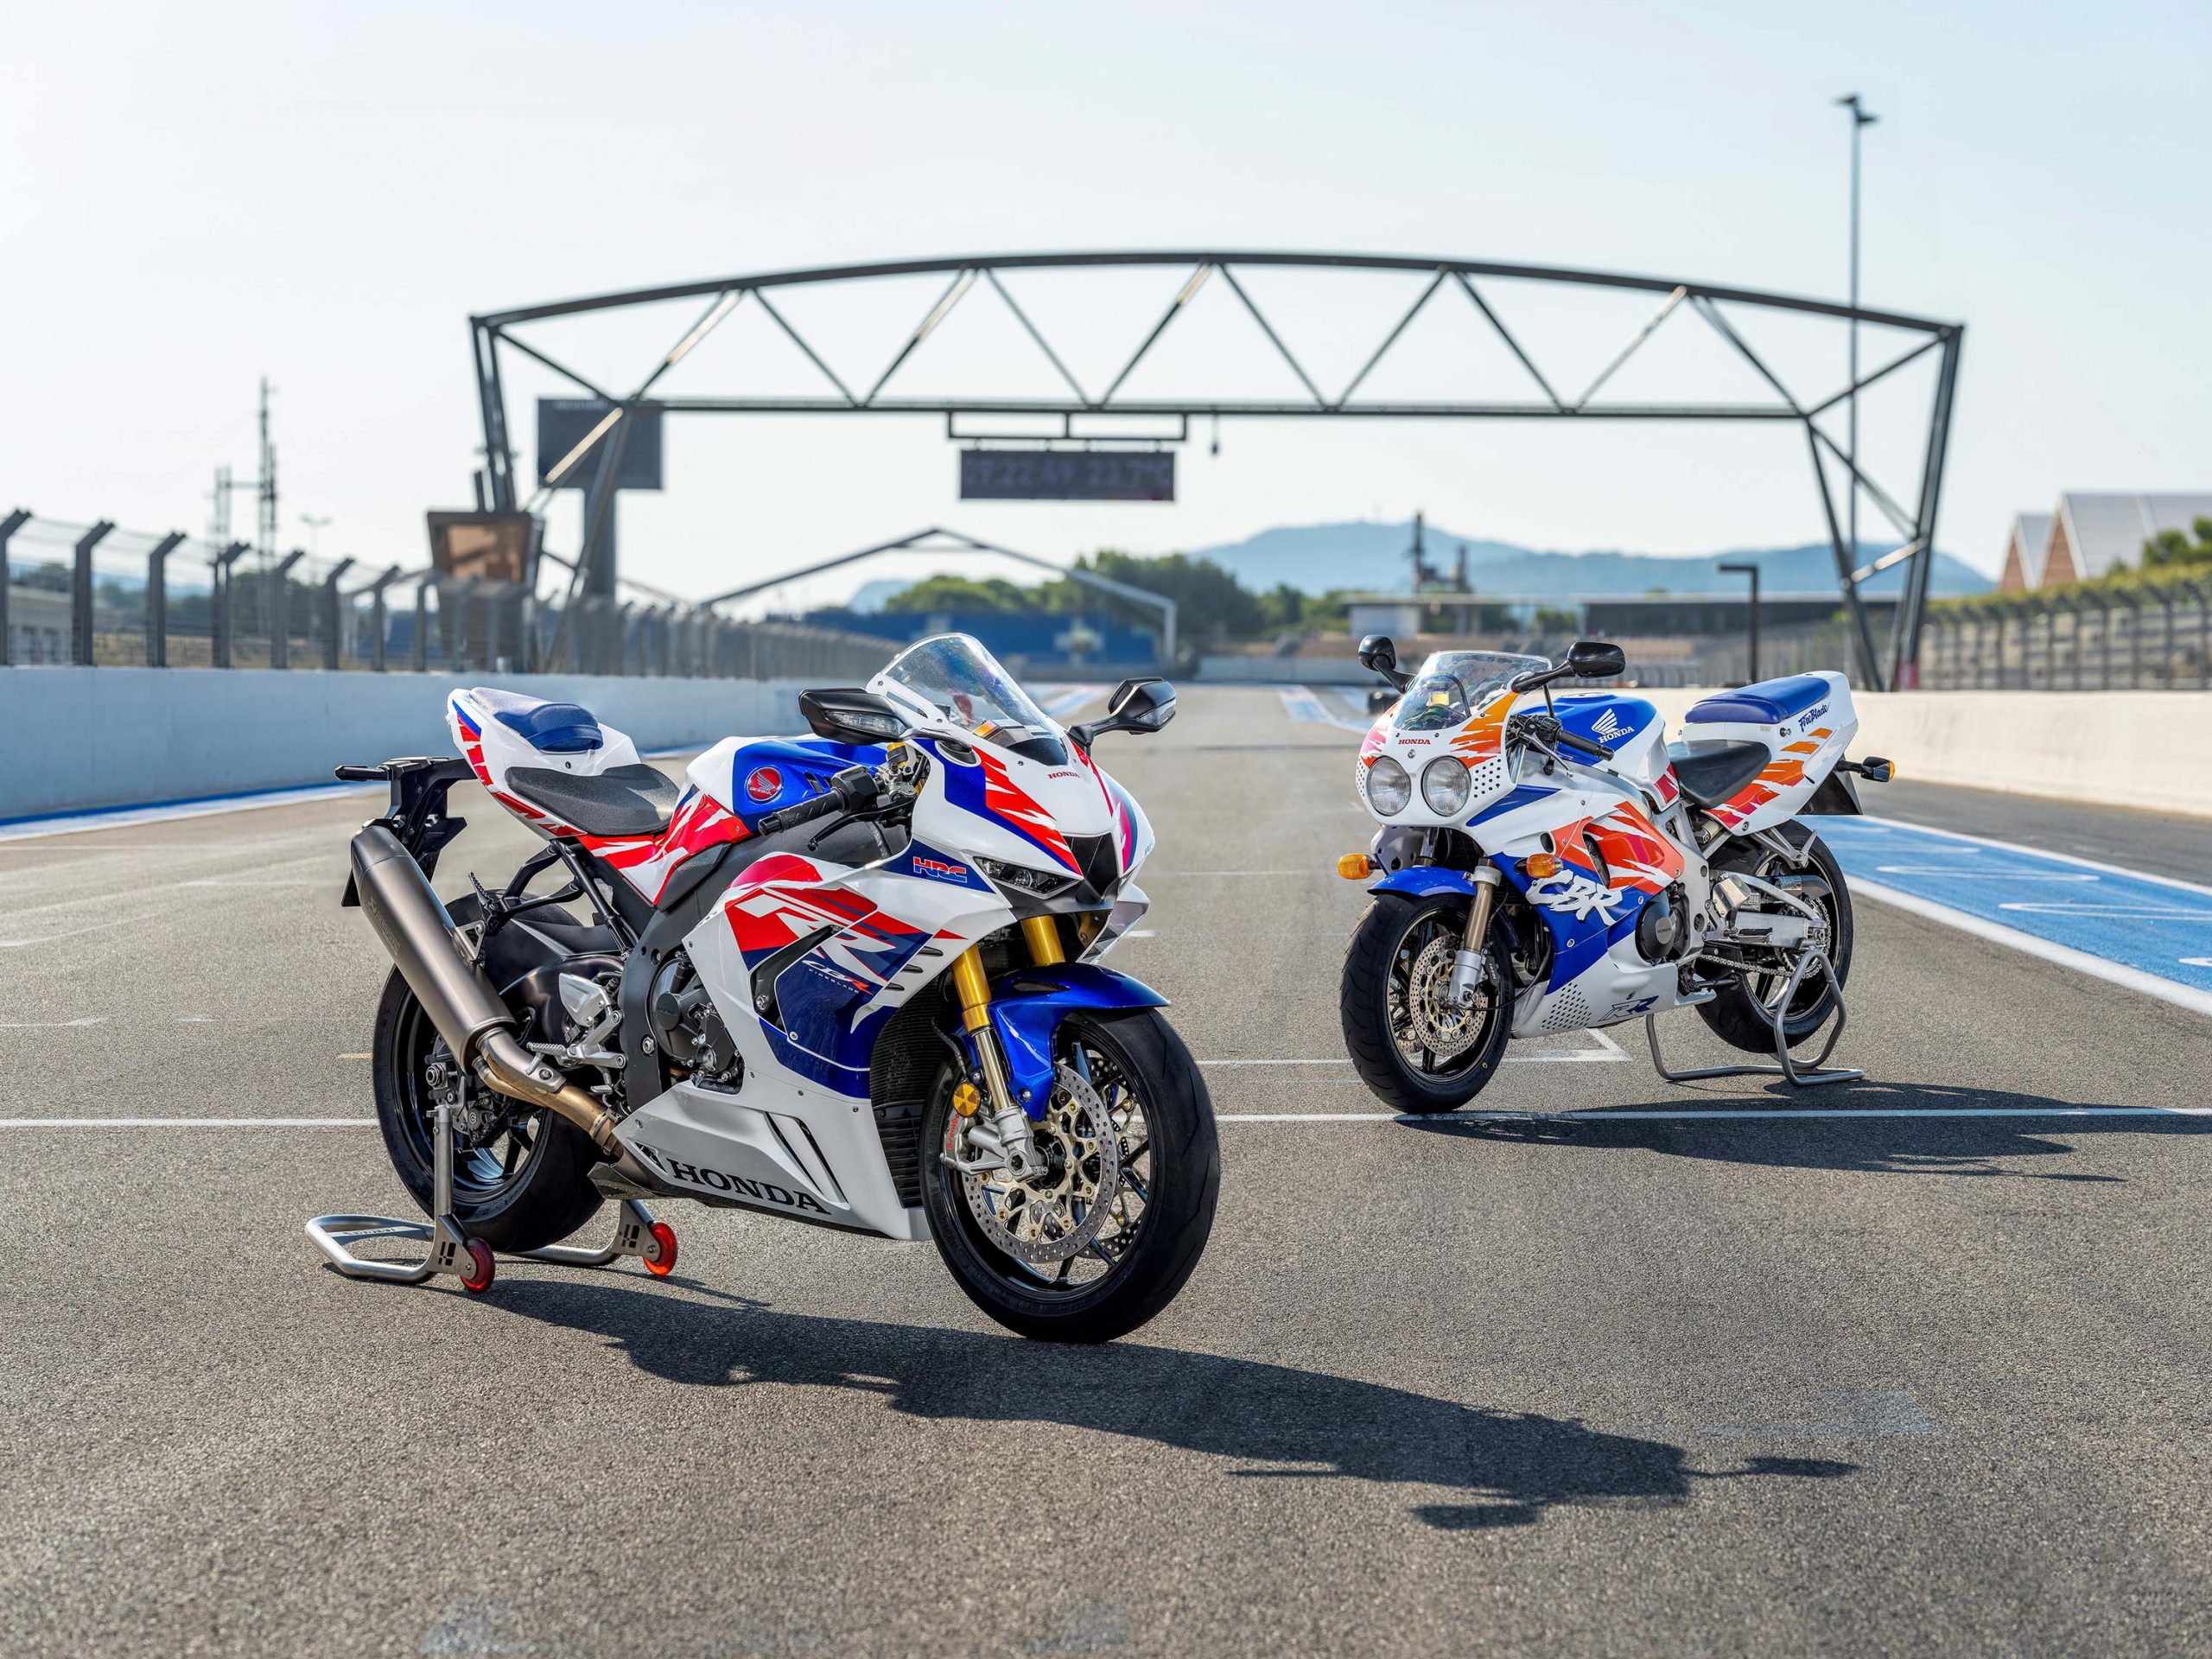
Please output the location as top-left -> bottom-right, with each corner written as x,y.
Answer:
984,963 -> 1169,1120
1370,865 -> 1486,901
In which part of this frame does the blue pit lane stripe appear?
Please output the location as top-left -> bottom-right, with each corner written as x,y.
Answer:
1816,815 -> 2212,1011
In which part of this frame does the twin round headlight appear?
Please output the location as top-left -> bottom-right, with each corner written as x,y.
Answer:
1364,755 -> 1411,816
1421,756 -> 1471,814
1365,754 -> 1471,817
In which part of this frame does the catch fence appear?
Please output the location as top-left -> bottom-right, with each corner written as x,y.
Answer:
1917,579 -> 2212,691
0,509 -> 888,681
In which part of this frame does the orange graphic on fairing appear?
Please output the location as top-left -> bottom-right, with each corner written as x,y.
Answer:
1553,801 -> 1685,894
1708,727 -> 1831,828
1446,698 -> 1513,764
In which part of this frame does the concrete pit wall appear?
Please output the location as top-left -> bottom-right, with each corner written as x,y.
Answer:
0,668 -> 813,822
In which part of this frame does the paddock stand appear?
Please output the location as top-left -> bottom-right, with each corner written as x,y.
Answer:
306,1096 -> 677,1294
1642,945 -> 1864,1090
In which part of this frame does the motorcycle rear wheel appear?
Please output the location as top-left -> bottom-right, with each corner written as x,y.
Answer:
923,1010 -> 1218,1344
369,898 -> 603,1253
1696,825 -> 1854,1054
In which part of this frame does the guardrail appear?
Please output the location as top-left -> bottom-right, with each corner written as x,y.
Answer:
0,508 -> 888,680
1918,578 -> 2212,691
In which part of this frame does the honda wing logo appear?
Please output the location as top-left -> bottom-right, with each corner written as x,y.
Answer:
1592,709 -> 1630,744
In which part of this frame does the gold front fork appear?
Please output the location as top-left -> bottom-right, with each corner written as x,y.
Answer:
948,943 -> 1041,1178
1019,915 -> 1065,966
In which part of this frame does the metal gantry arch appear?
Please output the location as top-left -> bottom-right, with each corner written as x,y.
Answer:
469,251 -> 1964,688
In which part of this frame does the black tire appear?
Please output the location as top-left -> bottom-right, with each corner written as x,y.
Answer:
923,1010 -> 1218,1344
1696,825 -> 1855,1054
369,899 -> 603,1253
1340,891 -> 1514,1114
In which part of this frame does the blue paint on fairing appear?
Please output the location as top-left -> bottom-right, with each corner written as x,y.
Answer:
1495,853 -> 1651,992
985,963 -> 1171,1119
1815,817 -> 2212,996
724,736 -> 887,828
1552,693 -> 1657,751
1470,784 -> 1558,826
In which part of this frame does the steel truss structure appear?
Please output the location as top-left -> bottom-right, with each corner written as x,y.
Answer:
470,252 -> 1963,688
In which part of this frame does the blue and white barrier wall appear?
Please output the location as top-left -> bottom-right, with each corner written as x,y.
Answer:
0,668 -> 810,822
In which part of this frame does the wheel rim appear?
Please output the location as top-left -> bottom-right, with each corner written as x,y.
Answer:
391,993 -> 550,1205
1739,853 -> 1840,1020
1384,904 -> 1501,1083
940,1023 -> 1156,1300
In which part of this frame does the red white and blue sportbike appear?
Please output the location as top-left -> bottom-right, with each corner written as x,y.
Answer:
328,635 -> 1217,1342
1338,636 -> 1893,1111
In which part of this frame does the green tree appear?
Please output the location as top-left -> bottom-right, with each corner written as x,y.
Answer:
2142,517 -> 2212,570
882,574 -> 1042,614
1072,550 -> 1261,641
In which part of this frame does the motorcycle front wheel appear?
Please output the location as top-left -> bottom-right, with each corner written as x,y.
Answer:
923,1010 -> 1219,1344
1339,890 -> 1514,1114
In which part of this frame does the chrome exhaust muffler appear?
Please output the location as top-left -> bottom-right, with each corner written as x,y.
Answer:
349,826 -> 625,1157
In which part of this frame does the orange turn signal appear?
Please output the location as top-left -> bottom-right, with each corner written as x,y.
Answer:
1337,854 -> 1373,880
1523,853 -> 1561,878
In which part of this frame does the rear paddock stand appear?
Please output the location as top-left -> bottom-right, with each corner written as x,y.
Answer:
306,1097 -> 676,1294
1642,945 -> 1864,1089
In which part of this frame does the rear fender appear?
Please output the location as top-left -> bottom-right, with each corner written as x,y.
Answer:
984,963 -> 1169,1120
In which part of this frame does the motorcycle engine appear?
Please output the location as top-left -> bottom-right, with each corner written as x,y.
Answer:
648,951 -> 743,1089
1634,883 -> 1691,963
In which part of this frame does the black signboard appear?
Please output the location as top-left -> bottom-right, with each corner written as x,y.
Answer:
959,448 -> 1174,502
536,399 -> 664,492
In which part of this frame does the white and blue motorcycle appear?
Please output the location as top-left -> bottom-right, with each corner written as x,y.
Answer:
323,635 -> 1217,1343
1338,636 -> 1893,1109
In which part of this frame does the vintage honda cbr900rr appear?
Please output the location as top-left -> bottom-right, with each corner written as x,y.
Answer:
335,634 -> 1218,1342
1338,636 -> 1892,1111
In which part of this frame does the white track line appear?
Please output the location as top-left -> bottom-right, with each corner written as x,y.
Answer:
0,781 -> 382,842
1214,1107 -> 2212,1122
0,1117 -> 377,1128
1852,877 -> 2212,1020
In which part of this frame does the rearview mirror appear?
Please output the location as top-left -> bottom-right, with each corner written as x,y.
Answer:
1071,677 -> 1176,747
798,686 -> 906,746
1357,633 -> 1411,690
1566,639 -> 1627,680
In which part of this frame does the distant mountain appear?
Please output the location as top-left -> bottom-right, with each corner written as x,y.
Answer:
1181,519 -> 1992,599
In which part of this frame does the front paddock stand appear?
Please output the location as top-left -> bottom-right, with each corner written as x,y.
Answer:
306,1097 -> 677,1293
1643,946 -> 1864,1090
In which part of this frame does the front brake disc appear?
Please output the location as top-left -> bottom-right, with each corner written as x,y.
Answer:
960,1063 -> 1121,1265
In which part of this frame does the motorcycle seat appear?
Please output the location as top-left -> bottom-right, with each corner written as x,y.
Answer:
1666,741 -> 1771,809
1683,673 -> 1830,728
508,764 -> 681,838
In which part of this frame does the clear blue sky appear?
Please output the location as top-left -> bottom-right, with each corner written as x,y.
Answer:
5,0 -> 2206,607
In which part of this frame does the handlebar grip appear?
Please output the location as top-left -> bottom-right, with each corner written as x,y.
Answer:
334,764 -> 385,782
755,765 -> 881,836
756,791 -> 844,837
1554,730 -> 1616,760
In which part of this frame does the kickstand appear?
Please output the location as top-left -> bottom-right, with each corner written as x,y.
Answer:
1643,946 -> 1863,1089
306,1095 -> 676,1292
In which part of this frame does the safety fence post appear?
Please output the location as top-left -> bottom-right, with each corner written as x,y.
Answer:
145,532 -> 187,666
72,520 -> 116,665
320,558 -> 355,671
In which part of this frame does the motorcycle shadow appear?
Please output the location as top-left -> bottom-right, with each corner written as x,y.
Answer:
483,1279 -> 1853,1532
1402,1077 -> 2212,1180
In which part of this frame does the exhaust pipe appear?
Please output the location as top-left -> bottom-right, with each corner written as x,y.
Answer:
349,826 -> 623,1155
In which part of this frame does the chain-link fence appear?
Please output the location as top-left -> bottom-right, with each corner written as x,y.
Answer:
1918,580 -> 2212,690
2,510 -> 889,680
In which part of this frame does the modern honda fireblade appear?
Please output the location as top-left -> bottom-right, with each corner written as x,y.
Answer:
335,634 -> 1217,1342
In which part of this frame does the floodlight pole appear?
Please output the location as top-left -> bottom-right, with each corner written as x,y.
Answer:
1837,95 -> 1878,577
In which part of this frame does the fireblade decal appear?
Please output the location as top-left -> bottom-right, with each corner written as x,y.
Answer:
937,744 -> 1080,871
